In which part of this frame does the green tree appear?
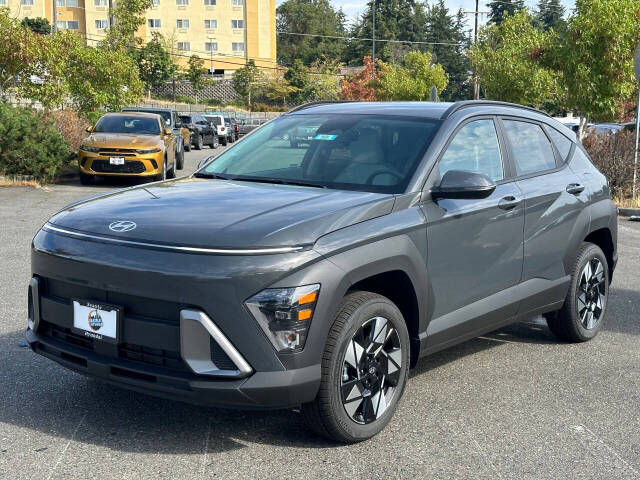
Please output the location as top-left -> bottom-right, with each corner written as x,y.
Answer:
346,0 -> 428,65
263,70 -> 297,106
534,0 -> 566,32
276,0 -> 346,66
232,59 -> 262,106
132,33 -> 175,98
283,59 -> 311,104
185,55 -> 209,104
561,0 -> 640,136
425,1 -> 472,101
469,11 -> 562,108
304,58 -> 341,101
487,0 -> 525,25
21,17 -> 51,35
103,0 -> 152,49
374,50 -> 448,101
0,9 -> 37,97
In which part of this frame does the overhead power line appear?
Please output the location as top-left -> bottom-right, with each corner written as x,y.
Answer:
277,31 -> 466,47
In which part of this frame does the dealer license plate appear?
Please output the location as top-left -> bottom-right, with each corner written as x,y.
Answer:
110,157 -> 125,165
72,299 -> 120,343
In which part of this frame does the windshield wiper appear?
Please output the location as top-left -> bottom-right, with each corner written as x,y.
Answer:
193,172 -> 233,180
232,177 -> 327,189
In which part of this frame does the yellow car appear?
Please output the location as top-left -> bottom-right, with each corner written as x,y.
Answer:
78,112 -> 177,184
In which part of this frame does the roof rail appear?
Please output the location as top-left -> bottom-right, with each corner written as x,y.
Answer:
441,100 -> 551,120
287,100 -> 355,114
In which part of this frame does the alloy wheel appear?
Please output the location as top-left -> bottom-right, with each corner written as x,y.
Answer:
340,316 -> 402,425
577,257 -> 606,330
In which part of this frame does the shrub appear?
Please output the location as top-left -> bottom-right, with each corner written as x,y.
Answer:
250,102 -> 289,113
175,94 -> 195,104
42,109 -> 90,152
0,103 -> 71,180
582,129 -> 636,198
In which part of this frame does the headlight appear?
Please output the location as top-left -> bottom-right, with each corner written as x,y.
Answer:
245,284 -> 320,353
135,147 -> 162,154
79,145 -> 100,152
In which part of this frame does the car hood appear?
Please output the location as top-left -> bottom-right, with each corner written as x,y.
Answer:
84,134 -> 161,148
47,178 -> 396,249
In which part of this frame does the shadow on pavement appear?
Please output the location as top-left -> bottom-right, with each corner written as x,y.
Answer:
1,288 -> 638,452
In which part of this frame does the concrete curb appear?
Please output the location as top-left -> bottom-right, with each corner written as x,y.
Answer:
618,207 -> 640,217
0,171 -> 79,184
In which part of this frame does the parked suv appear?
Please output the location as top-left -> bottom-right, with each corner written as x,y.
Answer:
179,113 -> 217,150
122,107 -> 185,170
204,114 -> 230,146
27,101 -> 617,443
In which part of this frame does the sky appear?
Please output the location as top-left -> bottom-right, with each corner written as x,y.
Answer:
276,0 -> 577,29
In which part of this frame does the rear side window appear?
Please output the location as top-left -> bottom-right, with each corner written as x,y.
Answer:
439,119 -> 504,182
503,120 -> 556,175
546,127 -> 573,161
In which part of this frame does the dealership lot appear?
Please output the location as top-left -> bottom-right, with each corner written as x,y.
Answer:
1,148 -> 639,479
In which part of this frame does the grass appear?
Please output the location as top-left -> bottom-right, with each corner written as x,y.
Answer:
0,178 -> 41,187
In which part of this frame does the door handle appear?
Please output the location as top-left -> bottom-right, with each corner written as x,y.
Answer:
566,183 -> 585,195
498,196 -> 521,210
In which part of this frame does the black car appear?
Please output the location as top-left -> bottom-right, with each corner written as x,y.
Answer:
122,107 -> 185,170
179,114 -> 217,150
27,101 -> 617,443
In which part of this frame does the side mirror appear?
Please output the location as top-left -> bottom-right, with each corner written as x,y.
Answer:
86,126 -> 93,133
431,170 -> 496,199
164,128 -> 173,136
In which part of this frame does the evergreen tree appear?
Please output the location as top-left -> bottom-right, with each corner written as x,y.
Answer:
346,0 -> 428,65
21,17 -> 51,35
425,1 -> 472,101
534,0 -> 566,32
488,0 -> 525,26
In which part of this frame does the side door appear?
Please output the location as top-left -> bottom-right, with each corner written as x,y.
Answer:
500,118 -> 589,317
423,117 -> 525,349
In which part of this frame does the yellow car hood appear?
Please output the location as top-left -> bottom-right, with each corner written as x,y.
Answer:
85,134 -> 162,149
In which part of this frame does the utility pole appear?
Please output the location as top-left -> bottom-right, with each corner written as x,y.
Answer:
52,0 -> 57,32
208,36 -> 216,82
463,3 -> 489,100
372,0 -> 376,63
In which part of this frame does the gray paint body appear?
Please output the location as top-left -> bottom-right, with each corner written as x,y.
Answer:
27,102 -> 618,409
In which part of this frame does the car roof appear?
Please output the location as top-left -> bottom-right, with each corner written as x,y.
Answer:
122,107 -> 176,113
103,112 -> 161,120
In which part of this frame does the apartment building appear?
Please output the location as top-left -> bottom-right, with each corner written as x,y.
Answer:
8,0 -> 276,74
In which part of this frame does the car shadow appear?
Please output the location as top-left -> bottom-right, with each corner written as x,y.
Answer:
2,288 -> 638,452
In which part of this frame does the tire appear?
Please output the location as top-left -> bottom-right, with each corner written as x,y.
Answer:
194,134 -> 203,150
176,145 -> 184,170
155,157 -> 167,182
184,140 -> 191,152
79,172 -> 94,185
221,137 -> 228,146
167,160 -> 176,179
545,242 -> 609,342
301,291 -> 410,443
209,135 -> 217,149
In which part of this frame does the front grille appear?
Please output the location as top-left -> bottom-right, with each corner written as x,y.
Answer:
99,148 -> 137,156
41,320 -> 94,351
120,343 -> 189,372
91,159 -> 146,174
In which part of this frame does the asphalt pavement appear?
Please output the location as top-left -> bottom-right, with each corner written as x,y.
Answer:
1,147 -> 639,479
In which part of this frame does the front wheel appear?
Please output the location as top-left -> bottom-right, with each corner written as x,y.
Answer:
221,137 -> 228,147
194,134 -> 203,150
302,291 -> 410,443
545,242 -> 609,342
176,145 -> 184,170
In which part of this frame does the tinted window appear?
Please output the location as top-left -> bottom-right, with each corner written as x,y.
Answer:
503,120 -> 556,175
439,119 -> 503,182
94,116 -> 160,135
546,127 -> 573,161
201,115 -> 441,194
124,109 -> 171,124
179,115 -> 192,124
206,116 -> 222,125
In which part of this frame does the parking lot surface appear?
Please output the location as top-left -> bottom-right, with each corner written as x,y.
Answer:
1,148 -> 639,479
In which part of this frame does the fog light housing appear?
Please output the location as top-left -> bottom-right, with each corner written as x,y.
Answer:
245,284 -> 320,352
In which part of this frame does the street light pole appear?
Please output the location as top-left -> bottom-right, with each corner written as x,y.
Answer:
372,0 -> 376,63
473,0 -> 479,99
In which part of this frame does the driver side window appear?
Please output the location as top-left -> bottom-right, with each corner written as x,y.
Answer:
439,119 -> 504,182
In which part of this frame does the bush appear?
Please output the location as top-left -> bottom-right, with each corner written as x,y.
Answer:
582,130 -> 636,198
42,109 -> 90,153
0,103 -> 71,180
250,102 -> 289,112
175,94 -> 195,104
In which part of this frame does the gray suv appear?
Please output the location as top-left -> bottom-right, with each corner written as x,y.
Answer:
26,101 -> 617,443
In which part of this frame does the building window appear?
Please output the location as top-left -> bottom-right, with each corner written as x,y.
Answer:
177,42 -> 190,51
151,0 -> 159,5
95,19 -> 109,29
231,19 -> 244,29
204,19 -> 217,29
205,42 -> 218,52
176,0 -> 188,5
56,0 -> 79,6
148,18 -> 161,28
176,19 -> 189,29
94,0 -> 107,5
0,0 -> 6,5
56,20 -> 79,29
232,42 -> 244,52
232,0 -> 243,5
204,0 -> 215,5
21,0 -> 34,5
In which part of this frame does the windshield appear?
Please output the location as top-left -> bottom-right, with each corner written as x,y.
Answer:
199,114 -> 441,193
179,115 -> 192,124
124,109 -> 171,124
205,116 -> 222,125
94,116 -> 161,135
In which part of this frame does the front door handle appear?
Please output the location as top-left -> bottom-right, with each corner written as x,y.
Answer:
498,196 -> 521,210
566,183 -> 585,195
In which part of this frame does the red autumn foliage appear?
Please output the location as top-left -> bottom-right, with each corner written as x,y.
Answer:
339,56 -> 377,101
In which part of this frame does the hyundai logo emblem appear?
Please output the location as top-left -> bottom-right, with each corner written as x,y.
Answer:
109,220 -> 137,232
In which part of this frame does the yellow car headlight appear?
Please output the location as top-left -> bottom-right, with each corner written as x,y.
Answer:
135,147 -> 162,154
80,145 -> 100,153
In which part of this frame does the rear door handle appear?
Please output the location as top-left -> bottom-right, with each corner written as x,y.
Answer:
566,183 -> 585,195
498,196 -> 521,210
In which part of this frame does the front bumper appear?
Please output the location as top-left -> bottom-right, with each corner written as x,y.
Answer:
78,151 -> 164,177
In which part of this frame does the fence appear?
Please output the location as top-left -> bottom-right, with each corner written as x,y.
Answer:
131,101 -> 285,119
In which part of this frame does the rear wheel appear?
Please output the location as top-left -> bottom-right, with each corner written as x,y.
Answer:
221,137 -> 228,146
184,140 -> 191,152
545,242 -> 609,342
176,145 -> 184,170
209,135 -> 217,149
194,134 -> 203,150
302,291 -> 410,443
